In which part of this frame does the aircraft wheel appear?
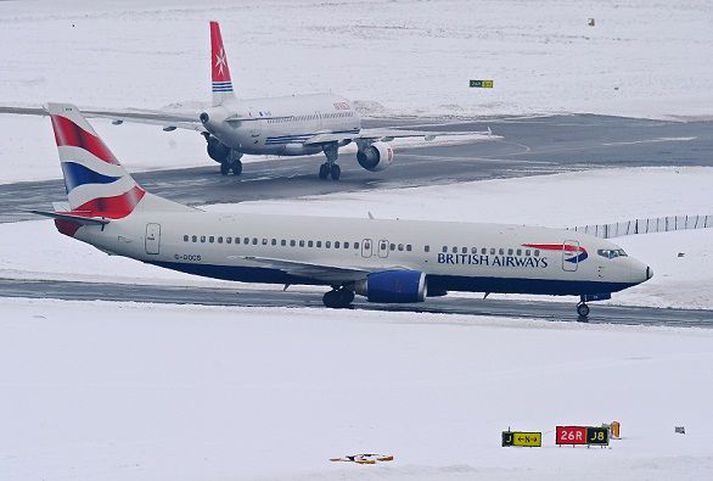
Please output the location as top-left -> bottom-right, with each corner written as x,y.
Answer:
330,164 -> 341,180
318,163 -> 329,180
220,161 -> 230,176
576,302 -> 590,319
231,160 -> 243,176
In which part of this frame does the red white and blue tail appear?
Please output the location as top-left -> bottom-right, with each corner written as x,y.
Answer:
48,103 -> 146,219
210,21 -> 235,106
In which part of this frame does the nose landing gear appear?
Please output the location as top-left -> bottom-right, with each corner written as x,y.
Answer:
576,301 -> 590,321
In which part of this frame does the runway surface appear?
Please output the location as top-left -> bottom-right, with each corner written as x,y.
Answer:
1,114 -> 712,223
1,278 -> 711,327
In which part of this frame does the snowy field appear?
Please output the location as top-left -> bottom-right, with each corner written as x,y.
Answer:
1,166 -> 711,309
1,297 -> 712,481
1,0 -> 711,119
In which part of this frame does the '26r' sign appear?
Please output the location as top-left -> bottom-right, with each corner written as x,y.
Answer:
556,426 -> 609,446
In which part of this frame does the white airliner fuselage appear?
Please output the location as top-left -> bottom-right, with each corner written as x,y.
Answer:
201,93 -> 360,157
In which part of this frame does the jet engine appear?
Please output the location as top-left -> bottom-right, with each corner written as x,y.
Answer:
204,134 -> 230,163
356,141 -> 394,172
354,269 -> 426,303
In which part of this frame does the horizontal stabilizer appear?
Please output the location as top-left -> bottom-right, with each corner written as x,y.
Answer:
30,210 -> 110,225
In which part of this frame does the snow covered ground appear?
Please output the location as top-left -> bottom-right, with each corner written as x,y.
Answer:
1,167 -> 711,309
1,297 -> 712,481
1,0 -> 711,119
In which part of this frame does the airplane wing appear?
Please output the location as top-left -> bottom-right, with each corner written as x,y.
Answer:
229,255 -> 371,283
0,105 -> 205,132
303,127 -> 493,146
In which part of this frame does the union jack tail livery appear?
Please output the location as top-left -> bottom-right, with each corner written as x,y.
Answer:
49,103 -> 146,218
210,20 -> 235,106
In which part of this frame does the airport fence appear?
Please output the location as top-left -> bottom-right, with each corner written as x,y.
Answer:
566,214 -> 713,239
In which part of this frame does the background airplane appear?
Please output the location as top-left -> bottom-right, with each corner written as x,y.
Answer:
22,21 -> 492,180
36,103 -> 652,318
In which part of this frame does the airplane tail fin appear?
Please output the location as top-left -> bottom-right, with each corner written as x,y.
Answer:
210,20 -> 235,106
48,103 -> 146,219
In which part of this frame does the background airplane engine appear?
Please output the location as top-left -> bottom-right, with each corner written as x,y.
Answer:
205,134 -> 230,162
356,141 -> 395,171
355,269 -> 427,303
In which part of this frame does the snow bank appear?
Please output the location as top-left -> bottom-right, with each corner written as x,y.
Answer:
0,297 -> 711,480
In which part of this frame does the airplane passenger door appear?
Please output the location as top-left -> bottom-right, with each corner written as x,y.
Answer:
145,223 -> 161,255
377,239 -> 389,259
361,238 -> 373,258
562,240 -> 579,272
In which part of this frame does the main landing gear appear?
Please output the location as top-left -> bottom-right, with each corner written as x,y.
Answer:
219,151 -> 243,176
203,132 -> 243,176
322,287 -> 355,309
318,142 -> 341,180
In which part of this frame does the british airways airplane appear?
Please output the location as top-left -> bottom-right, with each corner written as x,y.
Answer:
71,21 -> 491,180
36,104 -> 652,319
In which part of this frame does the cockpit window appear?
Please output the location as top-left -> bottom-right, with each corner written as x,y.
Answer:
597,248 -> 628,259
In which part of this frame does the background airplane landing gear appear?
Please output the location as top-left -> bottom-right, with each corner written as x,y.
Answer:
319,163 -> 329,179
323,288 -> 354,308
220,159 -> 243,176
319,142 -> 341,181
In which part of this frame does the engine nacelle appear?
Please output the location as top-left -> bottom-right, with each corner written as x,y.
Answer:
355,269 -> 426,303
356,141 -> 394,172
205,134 -> 230,163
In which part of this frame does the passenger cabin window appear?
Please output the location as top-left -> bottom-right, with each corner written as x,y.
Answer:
452,246 -> 458,254
200,236 -> 206,243
183,235 -> 189,242
271,239 -> 277,246
335,241 -> 341,249
461,247 -> 468,254
252,238 -> 258,245
442,246 -> 448,253
424,245 -> 430,253
398,243 -> 404,251
281,239 -> 287,246
290,240 -> 296,247
192,235 -> 197,242
218,236 -> 223,244
227,237 -> 232,244
471,247 -> 477,254
354,242 -> 359,249
299,240 -> 305,247
507,248 -> 513,255
308,240 -> 314,248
